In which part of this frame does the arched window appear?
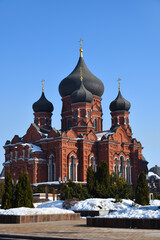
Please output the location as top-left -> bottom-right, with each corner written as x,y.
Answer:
67,119 -> 72,130
69,155 -> 77,181
114,157 -> 119,174
124,118 -> 127,125
91,157 -> 97,172
94,119 -> 97,131
120,156 -> 125,179
48,155 -> 56,181
126,159 -> 132,184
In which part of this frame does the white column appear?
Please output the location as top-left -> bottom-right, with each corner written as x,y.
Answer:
68,163 -> 71,179
125,165 -> 127,180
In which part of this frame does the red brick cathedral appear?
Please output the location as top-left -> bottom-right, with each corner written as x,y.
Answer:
3,46 -> 148,188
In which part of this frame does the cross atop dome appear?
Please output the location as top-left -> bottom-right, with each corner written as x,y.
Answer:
41,79 -> 45,92
79,38 -> 83,57
117,78 -> 121,91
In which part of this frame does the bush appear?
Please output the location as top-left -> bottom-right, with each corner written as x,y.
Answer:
60,180 -> 90,200
1,171 -> 13,209
0,182 -> 5,201
135,171 -> 149,205
14,171 -> 34,208
110,173 -> 132,200
87,166 -> 95,196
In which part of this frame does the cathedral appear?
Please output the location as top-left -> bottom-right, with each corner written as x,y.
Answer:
3,45 -> 148,189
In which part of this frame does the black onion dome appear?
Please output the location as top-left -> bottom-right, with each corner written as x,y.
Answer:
71,80 -> 93,104
32,92 -> 54,113
59,54 -> 104,97
109,90 -> 131,112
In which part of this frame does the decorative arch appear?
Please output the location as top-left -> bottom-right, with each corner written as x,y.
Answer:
114,157 -> 119,175
120,155 -> 125,179
67,151 -> 78,181
88,153 -> 97,172
48,154 -> 56,182
126,158 -> 132,184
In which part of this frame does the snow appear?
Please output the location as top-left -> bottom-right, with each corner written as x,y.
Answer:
0,206 -> 74,215
1,198 -> 160,218
35,198 -> 160,219
147,171 -> 160,180
32,181 -> 87,187
37,200 -> 63,209
96,131 -> 114,141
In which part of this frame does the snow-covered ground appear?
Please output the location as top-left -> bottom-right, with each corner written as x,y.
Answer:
0,198 -> 160,218
0,207 -> 74,215
37,198 -> 160,219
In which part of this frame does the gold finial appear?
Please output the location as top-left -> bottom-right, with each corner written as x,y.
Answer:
78,38 -> 83,57
41,79 -> 45,92
117,78 -> 121,91
80,66 -> 83,81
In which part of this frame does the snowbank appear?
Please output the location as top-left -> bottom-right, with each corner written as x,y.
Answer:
1,198 -> 160,218
0,206 -> 74,215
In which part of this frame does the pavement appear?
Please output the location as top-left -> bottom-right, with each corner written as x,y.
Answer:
0,219 -> 160,240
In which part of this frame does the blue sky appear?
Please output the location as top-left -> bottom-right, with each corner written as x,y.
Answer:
0,0 -> 160,172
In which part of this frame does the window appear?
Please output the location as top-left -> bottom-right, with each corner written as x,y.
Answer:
67,119 -> 72,130
114,158 -> 119,174
75,110 -> 78,118
28,148 -> 31,159
94,119 -> 97,131
69,155 -> 76,181
124,118 -> 127,125
48,155 -> 56,181
23,149 -> 25,160
46,119 -> 50,126
120,156 -> 125,179
91,157 -> 96,172
87,111 -> 90,118
126,159 -> 132,184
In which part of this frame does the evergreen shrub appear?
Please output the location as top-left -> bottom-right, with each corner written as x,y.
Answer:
135,171 -> 149,205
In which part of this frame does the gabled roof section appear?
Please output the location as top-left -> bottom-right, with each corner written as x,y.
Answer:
23,123 -> 43,142
48,128 -> 61,138
11,135 -> 22,144
110,125 -> 132,143
62,128 -> 78,138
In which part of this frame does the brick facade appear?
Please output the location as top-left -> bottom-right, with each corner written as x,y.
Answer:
3,50 -> 148,189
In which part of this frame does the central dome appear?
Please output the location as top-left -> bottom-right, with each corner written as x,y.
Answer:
59,51 -> 104,98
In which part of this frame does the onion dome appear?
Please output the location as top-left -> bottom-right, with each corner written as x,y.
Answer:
59,49 -> 104,98
71,80 -> 93,104
32,92 -> 54,113
109,90 -> 131,112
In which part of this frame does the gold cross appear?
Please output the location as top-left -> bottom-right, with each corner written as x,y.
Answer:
117,78 -> 121,91
78,38 -> 83,49
41,79 -> 45,92
80,67 -> 83,81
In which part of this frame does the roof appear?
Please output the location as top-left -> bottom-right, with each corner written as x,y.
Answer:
59,52 -> 104,98
32,92 -> 54,113
110,90 -> 131,112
